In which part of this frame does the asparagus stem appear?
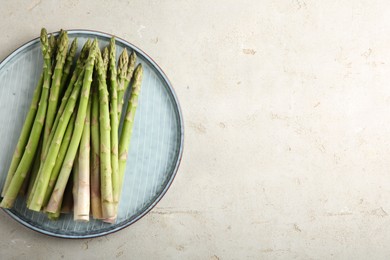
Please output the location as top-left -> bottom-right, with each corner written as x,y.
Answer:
42,111 -> 76,207
90,73 -> 103,219
28,69 -> 85,211
117,49 -> 129,117
19,166 -> 30,196
0,28 -> 52,208
42,31 -> 69,156
109,38 -> 120,215
118,64 -> 143,202
47,211 -> 60,220
48,160 -> 74,218
61,174 -> 73,213
1,73 -> 43,197
45,42 -> 97,214
59,38 -> 78,96
75,97 -> 91,221
96,47 -> 115,219
26,137 -> 43,204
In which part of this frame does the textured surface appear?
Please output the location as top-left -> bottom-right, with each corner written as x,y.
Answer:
2,0 -> 390,259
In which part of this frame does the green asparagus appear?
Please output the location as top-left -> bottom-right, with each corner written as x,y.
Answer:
59,38 -> 78,95
45,42 -> 97,214
117,49 -> 129,117
90,72 -> 103,219
42,111 -> 76,207
0,28 -> 52,208
96,47 -> 115,219
118,64 -> 143,201
28,69 -> 85,211
108,38 -> 120,214
1,29 -> 149,224
42,31 -> 69,155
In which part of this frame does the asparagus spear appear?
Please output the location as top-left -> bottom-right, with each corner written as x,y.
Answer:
74,97 -> 91,221
28,68 -> 85,211
90,73 -> 103,219
96,47 -> 115,219
120,51 -> 137,117
49,33 -> 57,62
124,52 -> 137,91
1,73 -> 43,197
45,41 -> 97,214
59,38 -> 78,96
41,31 -> 69,156
118,64 -> 143,201
0,28 -> 52,208
42,111 -> 76,207
121,51 -> 137,109
109,38 -> 120,214
117,49 -> 128,117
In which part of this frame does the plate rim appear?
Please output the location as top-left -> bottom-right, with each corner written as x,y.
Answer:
0,29 -> 184,239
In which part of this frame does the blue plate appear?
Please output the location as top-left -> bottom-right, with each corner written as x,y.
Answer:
0,30 -> 184,238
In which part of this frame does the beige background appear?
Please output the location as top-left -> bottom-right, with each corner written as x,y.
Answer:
1,0 -> 390,259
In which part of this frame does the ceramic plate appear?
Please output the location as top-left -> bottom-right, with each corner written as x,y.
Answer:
0,30 -> 184,238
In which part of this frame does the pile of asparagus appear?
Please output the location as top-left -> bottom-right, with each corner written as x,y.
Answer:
0,28 -> 143,222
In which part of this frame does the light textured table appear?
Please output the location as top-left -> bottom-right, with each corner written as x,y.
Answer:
1,1 -> 390,259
